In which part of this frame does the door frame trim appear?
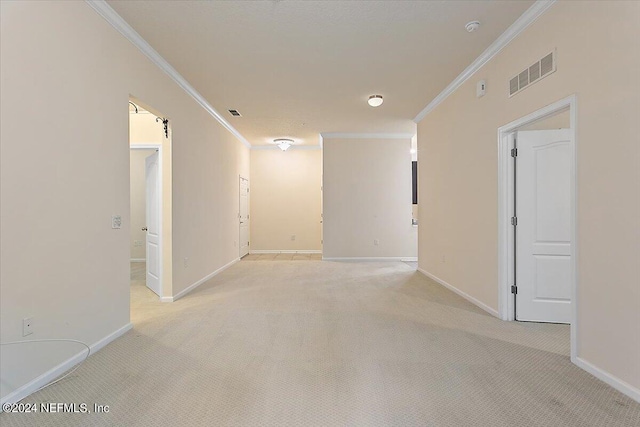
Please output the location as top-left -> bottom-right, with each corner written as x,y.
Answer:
497,94 -> 577,358
131,143 -> 163,300
239,175 -> 250,258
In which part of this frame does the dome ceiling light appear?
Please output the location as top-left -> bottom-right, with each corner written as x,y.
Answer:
274,138 -> 294,151
368,95 -> 384,107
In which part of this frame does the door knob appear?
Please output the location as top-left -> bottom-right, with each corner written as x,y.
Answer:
142,227 -> 148,231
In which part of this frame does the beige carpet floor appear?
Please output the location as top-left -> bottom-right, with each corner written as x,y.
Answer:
2,260 -> 638,426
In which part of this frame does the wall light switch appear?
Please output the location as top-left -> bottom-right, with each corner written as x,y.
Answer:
112,215 -> 122,229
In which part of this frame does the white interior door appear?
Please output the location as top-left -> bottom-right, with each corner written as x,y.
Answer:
239,177 -> 249,257
145,151 -> 161,296
515,129 -> 572,323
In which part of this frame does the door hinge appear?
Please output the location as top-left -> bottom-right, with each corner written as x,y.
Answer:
511,148 -> 518,157
511,285 -> 518,294
511,216 -> 518,226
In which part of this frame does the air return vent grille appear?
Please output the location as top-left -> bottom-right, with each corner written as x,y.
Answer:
509,51 -> 556,97
228,109 -> 242,117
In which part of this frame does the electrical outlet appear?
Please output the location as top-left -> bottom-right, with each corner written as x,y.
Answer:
374,239 -> 379,246
442,255 -> 446,263
111,215 -> 122,229
291,235 -> 296,241
23,317 -> 34,336
183,257 -> 188,268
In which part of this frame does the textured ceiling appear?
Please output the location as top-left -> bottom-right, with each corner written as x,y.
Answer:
108,0 -> 534,146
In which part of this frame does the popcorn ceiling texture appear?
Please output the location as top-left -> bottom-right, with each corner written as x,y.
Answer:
2,260 -> 638,426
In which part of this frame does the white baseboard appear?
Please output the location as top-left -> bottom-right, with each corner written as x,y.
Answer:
417,268 -> 499,318
573,356 -> 640,403
249,250 -> 322,254
169,258 -> 240,302
322,257 -> 418,262
130,258 -> 145,263
0,322 -> 133,408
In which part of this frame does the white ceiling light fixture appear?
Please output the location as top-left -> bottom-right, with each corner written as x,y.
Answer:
274,138 -> 294,151
367,95 -> 384,107
465,21 -> 481,33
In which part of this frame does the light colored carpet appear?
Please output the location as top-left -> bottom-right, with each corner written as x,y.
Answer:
2,260 -> 638,426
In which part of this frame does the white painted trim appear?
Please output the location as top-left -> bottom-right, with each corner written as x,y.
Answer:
318,134 -> 324,149
250,250 -> 322,254
130,143 -> 164,302
417,268 -> 500,318
85,0 -> 251,148
413,0 -> 557,123
130,258 -> 145,263
497,95 -> 577,357
239,175 -> 250,259
323,257 -> 418,262
0,323 -> 132,407
321,133 -> 415,140
573,357 -> 640,403
238,175 -> 251,259
129,143 -> 159,150
169,258 -> 240,302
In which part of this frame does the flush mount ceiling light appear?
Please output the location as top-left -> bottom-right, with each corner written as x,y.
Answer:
274,138 -> 294,151
368,95 -> 384,107
465,21 -> 481,33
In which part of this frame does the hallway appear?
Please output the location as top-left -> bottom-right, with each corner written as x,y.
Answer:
2,260 -> 638,426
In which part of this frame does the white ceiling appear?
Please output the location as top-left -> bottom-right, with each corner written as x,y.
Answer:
108,0 -> 534,146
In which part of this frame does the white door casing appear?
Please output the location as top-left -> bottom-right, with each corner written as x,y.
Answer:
145,151 -> 161,296
515,129 -> 572,323
239,177 -> 249,257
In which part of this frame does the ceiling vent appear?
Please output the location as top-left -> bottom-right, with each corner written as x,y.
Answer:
228,109 -> 242,117
509,51 -> 556,97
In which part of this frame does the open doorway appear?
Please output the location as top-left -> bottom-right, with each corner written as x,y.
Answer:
498,95 -> 577,357
129,99 -> 172,305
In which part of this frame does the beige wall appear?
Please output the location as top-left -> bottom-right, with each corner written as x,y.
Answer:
250,149 -> 322,252
417,1 -> 639,391
323,138 -> 417,259
520,108 -> 569,131
129,148 -> 156,260
130,111 -> 164,143
0,1 -> 249,400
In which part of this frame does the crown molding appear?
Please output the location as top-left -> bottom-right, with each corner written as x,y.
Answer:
413,0 -> 556,123
321,132 -> 415,140
85,0 -> 251,149
251,145 -> 322,151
